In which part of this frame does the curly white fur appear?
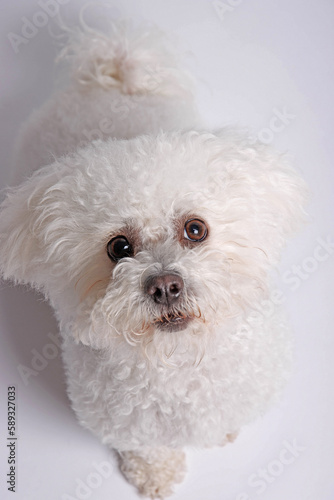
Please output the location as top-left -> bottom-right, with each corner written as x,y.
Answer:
0,22 -> 307,499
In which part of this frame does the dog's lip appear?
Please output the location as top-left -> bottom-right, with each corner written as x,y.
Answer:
153,315 -> 191,332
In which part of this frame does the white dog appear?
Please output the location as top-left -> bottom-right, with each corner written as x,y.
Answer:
0,23 -> 307,498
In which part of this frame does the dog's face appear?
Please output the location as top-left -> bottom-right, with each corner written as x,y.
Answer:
0,130 -> 306,358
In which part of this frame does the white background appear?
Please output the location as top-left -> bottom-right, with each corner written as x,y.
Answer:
0,1 -> 333,499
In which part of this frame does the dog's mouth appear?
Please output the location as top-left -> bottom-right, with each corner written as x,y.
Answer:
153,313 -> 191,332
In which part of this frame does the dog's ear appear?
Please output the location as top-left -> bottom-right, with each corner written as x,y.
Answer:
0,163 -> 68,290
207,129 -> 308,266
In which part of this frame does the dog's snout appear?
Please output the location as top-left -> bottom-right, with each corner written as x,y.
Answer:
145,274 -> 184,306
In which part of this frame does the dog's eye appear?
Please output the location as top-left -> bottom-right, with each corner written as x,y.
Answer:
184,219 -> 208,242
107,236 -> 133,261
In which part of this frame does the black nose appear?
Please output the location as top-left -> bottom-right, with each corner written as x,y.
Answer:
145,274 -> 184,306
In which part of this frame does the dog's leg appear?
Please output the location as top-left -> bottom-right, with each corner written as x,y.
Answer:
118,446 -> 186,498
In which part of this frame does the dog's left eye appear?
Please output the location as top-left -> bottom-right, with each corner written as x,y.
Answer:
184,219 -> 208,242
107,236 -> 134,261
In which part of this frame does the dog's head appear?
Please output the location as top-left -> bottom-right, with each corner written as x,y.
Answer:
0,130 -> 307,360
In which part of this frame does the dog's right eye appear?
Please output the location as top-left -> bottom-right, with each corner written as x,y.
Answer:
107,236 -> 134,262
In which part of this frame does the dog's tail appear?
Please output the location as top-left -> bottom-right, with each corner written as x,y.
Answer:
57,21 -> 193,97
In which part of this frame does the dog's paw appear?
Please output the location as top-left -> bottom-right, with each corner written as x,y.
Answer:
119,447 -> 186,499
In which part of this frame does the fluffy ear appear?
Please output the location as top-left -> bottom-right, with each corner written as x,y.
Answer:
0,163 -> 67,289
205,129 -> 308,267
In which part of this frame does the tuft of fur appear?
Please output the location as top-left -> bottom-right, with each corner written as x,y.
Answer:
57,21 -> 194,96
0,22 -> 308,499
